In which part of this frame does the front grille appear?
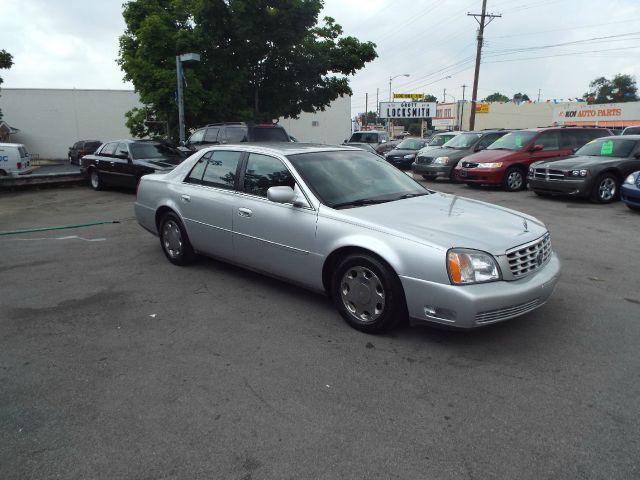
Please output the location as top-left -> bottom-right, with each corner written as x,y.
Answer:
461,161 -> 479,168
475,298 -> 541,325
416,156 -> 433,165
506,234 -> 552,278
533,168 -> 565,180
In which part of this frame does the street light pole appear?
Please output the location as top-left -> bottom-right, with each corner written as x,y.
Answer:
176,52 -> 201,144
388,73 -> 410,136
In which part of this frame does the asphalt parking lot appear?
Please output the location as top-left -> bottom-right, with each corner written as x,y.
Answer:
1,181 -> 639,479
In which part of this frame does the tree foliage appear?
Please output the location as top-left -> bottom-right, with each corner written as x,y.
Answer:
118,0 -> 377,140
583,74 -> 638,104
512,92 -> 530,102
483,92 -> 509,102
0,49 -> 14,121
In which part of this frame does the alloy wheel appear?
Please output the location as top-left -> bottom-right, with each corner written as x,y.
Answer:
598,177 -> 616,202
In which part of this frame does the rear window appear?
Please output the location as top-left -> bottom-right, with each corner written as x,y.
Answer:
84,141 -> 101,152
249,127 -> 289,142
349,132 -> 381,143
18,146 -> 29,158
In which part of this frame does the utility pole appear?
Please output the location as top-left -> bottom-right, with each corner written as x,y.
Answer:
376,88 -> 379,124
460,84 -> 467,130
443,87 -> 446,103
364,93 -> 368,126
537,88 -> 541,103
468,1 -> 501,131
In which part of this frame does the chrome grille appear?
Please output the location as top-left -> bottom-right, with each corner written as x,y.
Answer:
461,161 -> 479,168
506,234 -> 552,278
533,168 -> 564,180
416,156 -> 433,165
475,299 -> 541,325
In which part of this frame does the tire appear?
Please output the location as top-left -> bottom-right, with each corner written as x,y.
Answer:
590,173 -> 619,204
89,168 -> 103,191
502,167 -> 525,192
159,212 -> 196,266
331,253 -> 406,333
69,155 -> 74,164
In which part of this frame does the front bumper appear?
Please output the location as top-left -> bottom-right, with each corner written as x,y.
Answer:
412,163 -> 451,178
455,167 -> 503,185
401,253 -> 561,329
528,177 -> 590,196
621,184 -> 640,208
386,157 -> 415,170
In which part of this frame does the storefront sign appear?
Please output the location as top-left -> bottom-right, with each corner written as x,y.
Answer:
553,101 -> 640,126
393,93 -> 425,100
475,103 -> 489,113
378,102 -> 436,119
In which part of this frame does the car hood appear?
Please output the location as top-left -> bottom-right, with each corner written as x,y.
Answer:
464,149 -> 517,163
534,155 -> 619,170
136,157 -> 182,169
422,146 -> 469,159
387,148 -> 419,156
330,192 -> 546,254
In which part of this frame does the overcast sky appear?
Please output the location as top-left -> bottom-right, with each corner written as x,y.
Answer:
1,0 -> 639,117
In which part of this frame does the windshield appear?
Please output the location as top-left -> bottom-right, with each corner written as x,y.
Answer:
396,138 -> 425,150
428,134 -> 454,146
575,138 -> 637,158
488,131 -> 537,151
349,132 -> 381,143
287,150 -> 428,208
443,133 -> 482,149
131,143 -> 182,163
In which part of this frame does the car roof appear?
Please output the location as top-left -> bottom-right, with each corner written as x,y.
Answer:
201,142 -> 364,156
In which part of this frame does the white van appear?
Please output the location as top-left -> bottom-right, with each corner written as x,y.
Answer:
0,143 -> 33,176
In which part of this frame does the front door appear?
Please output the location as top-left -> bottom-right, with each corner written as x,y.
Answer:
233,152 -> 318,286
110,142 -> 137,187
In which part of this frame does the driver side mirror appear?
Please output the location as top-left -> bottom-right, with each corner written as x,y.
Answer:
118,149 -> 130,159
530,144 -> 544,152
475,145 -> 486,151
267,186 -> 296,204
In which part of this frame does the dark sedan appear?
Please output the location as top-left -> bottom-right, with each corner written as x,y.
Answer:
621,170 -> 640,211
81,140 -> 185,191
528,136 -> 640,203
383,138 -> 427,170
344,142 -> 384,157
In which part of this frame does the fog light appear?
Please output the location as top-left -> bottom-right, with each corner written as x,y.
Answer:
424,305 -> 457,322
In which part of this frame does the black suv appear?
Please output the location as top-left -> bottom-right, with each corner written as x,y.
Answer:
68,140 -> 102,165
181,122 -> 291,151
80,140 -> 184,191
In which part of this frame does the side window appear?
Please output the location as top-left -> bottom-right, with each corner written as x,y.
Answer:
559,131 -> 579,150
184,152 -> 210,184
477,133 -> 500,149
201,150 -> 242,189
535,131 -> 559,151
243,153 -> 295,198
74,142 -> 82,149
204,127 -> 220,143
116,142 -> 129,158
226,126 -> 248,143
188,129 -> 205,145
100,142 -> 117,157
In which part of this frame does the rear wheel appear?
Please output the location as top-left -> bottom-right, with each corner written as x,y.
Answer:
590,173 -> 619,204
89,169 -> 103,190
159,212 -> 196,266
331,253 -> 406,333
502,167 -> 525,192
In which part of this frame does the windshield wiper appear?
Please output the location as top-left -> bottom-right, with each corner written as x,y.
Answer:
394,192 -> 430,200
331,198 -> 392,209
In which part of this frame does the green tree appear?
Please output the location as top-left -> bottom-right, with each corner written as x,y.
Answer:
118,0 -> 377,141
422,94 -> 437,102
513,92 -> 530,102
0,49 -> 14,120
584,74 -> 638,104
483,92 -> 509,102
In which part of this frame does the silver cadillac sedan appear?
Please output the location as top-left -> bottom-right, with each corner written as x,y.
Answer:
135,143 -> 561,333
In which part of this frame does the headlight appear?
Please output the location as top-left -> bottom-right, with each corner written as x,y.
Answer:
624,173 -> 637,185
447,249 -> 501,285
570,170 -> 588,177
384,152 -> 389,157
404,154 -> 415,159
434,156 -> 450,165
482,162 -> 503,169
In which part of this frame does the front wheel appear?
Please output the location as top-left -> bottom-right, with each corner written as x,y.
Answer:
159,212 -> 196,266
89,169 -> 103,190
331,253 -> 406,333
502,167 -> 525,192
590,173 -> 619,204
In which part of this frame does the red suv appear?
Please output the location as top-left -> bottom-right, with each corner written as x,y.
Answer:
454,127 -> 612,191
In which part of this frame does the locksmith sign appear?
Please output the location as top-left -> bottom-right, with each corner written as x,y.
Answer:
379,102 -> 436,119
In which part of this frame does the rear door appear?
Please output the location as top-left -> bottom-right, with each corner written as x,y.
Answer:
177,150 -> 243,259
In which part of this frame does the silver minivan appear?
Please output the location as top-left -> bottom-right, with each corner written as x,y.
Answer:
0,143 -> 33,176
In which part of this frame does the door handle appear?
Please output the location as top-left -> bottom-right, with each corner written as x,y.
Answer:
238,207 -> 252,217
181,194 -> 191,203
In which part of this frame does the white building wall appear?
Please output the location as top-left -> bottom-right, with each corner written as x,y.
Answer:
1,89 -> 142,159
0,89 -> 351,158
278,95 -> 351,144
460,101 -> 570,130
